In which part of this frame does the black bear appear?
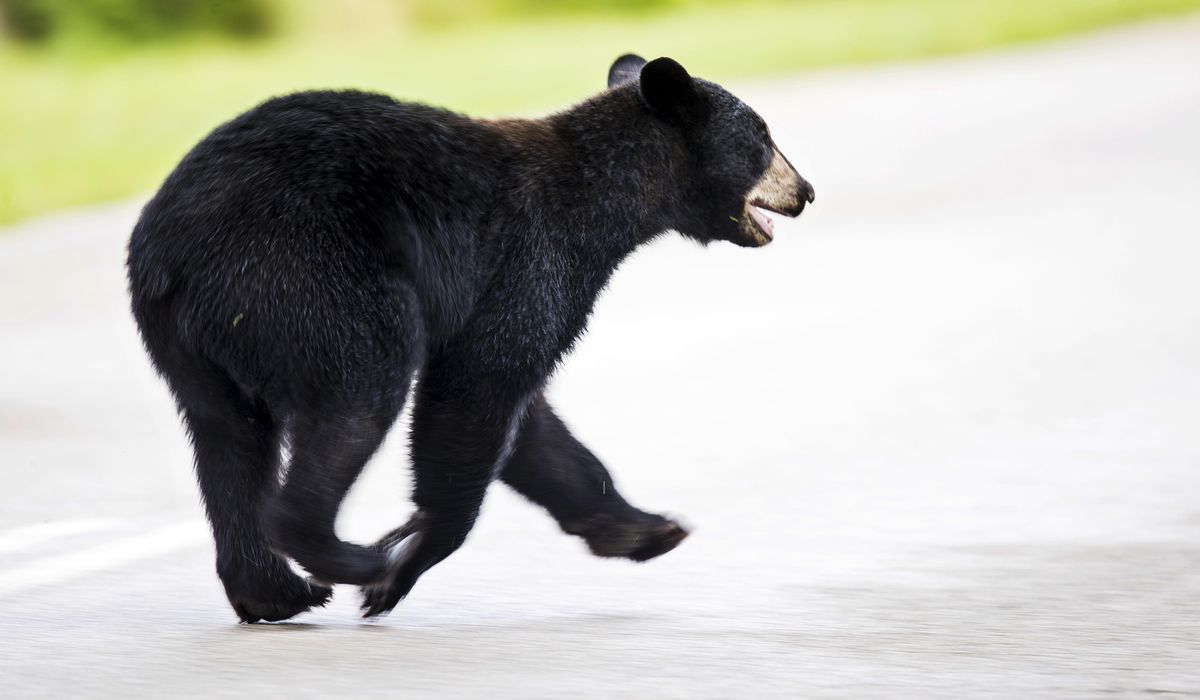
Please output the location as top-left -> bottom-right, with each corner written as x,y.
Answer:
127,54 -> 814,622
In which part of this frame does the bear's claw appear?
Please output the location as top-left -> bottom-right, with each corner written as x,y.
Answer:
227,575 -> 333,624
625,520 -> 690,562
568,512 -> 690,562
359,515 -> 427,618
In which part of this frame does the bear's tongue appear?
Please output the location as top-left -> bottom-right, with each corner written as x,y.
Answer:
748,205 -> 774,238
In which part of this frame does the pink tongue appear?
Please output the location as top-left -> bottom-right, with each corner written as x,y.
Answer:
748,206 -> 774,234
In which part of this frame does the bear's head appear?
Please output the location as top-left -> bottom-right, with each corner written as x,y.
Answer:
608,54 -> 815,248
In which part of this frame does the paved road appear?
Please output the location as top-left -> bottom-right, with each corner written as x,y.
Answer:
2,17 -> 1199,698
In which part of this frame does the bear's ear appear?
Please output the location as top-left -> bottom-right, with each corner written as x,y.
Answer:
639,57 -> 699,122
608,53 -> 646,89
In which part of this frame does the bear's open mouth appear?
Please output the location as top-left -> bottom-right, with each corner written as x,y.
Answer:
738,145 -> 814,247
744,197 -> 792,244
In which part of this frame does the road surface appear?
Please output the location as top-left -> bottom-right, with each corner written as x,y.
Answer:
1,17 -> 1198,698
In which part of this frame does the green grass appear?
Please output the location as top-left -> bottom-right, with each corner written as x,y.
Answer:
2,0 -> 1199,224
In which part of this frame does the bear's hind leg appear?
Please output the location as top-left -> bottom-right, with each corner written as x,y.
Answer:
263,399 -> 403,587
181,374 -> 332,623
501,394 -> 689,562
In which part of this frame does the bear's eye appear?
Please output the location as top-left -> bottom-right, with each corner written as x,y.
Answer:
757,144 -> 773,172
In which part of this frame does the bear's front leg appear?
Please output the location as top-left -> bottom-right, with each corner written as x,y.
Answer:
501,393 -> 689,562
361,364 -> 531,618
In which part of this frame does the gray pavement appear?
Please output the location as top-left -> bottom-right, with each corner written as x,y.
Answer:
1,17 -> 1199,698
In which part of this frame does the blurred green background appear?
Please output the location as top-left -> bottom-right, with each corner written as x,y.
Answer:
2,0 -> 1199,225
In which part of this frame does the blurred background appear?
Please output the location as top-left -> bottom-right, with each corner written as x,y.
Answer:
1,0 -> 1198,224
2,1 -> 1199,698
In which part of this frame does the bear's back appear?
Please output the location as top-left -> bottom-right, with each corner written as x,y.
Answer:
147,90 -> 492,237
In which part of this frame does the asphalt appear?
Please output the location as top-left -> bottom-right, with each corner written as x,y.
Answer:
1,17 -> 1198,699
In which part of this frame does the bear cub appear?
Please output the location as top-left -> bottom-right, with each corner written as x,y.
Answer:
127,54 -> 814,622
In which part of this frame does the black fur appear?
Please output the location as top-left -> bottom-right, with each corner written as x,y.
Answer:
127,55 -> 811,622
